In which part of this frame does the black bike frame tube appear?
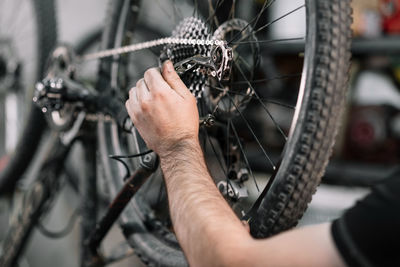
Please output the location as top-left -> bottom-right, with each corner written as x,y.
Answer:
80,132 -> 99,267
85,162 -> 157,254
0,133 -> 71,267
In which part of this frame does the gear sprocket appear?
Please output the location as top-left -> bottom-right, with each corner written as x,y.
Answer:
162,17 -> 212,98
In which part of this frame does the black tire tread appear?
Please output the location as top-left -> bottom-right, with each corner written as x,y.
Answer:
251,0 -> 352,237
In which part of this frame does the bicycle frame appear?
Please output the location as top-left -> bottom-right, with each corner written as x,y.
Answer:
30,44 -> 160,266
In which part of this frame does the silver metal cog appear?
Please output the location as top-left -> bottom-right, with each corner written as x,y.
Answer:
162,17 -> 212,98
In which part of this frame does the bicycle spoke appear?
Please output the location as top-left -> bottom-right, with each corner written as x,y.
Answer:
232,73 -> 302,85
234,54 -> 253,75
257,5 -> 306,35
204,129 -> 228,175
155,0 -> 174,22
230,122 -> 259,192
232,37 -> 305,46
233,4 -> 306,47
204,129 -> 240,200
225,119 -> 241,199
192,0 -> 199,17
225,91 -> 276,170
251,0 -> 274,32
171,1 -> 179,25
205,0 -> 225,25
172,0 -> 184,20
204,118 -> 239,199
206,83 -> 296,110
228,0 -> 276,44
264,100 -> 295,110
229,0 -> 236,20
235,62 -> 288,141
208,0 -> 220,27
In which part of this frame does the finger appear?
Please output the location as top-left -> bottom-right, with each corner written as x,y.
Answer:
126,87 -> 139,120
136,79 -> 150,101
162,60 -> 191,98
144,67 -> 169,93
125,100 -> 136,122
128,86 -> 139,110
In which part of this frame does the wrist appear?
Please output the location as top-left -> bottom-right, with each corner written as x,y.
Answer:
158,137 -> 201,160
159,138 -> 207,179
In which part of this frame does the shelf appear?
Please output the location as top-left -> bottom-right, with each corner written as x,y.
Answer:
262,36 -> 400,56
352,36 -> 400,55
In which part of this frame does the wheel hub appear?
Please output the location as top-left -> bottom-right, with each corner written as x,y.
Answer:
205,19 -> 260,118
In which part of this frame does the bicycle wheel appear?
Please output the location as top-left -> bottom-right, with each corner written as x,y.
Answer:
0,28 -> 106,267
0,0 -> 57,194
97,0 -> 352,265
0,134 -> 70,267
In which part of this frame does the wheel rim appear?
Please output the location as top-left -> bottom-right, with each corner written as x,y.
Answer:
103,0 -> 307,213
99,0 -> 325,261
0,0 -> 39,159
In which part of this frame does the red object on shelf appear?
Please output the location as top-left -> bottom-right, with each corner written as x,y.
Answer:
344,106 -> 400,163
0,156 -> 9,172
381,0 -> 400,33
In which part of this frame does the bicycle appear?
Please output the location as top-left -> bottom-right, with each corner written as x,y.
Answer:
0,0 -> 352,266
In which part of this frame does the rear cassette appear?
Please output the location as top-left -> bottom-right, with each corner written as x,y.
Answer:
161,17 -> 212,98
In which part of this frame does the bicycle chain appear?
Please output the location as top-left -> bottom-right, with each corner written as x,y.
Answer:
79,37 -> 224,62
78,17 -> 233,99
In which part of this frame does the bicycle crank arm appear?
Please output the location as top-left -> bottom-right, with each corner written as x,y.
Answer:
84,152 -> 159,262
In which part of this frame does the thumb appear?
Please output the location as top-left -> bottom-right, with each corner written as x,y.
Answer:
162,60 -> 191,98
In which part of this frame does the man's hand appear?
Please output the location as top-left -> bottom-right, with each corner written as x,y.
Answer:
125,60 -> 199,158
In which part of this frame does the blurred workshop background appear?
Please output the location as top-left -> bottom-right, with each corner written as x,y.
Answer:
0,0 -> 399,266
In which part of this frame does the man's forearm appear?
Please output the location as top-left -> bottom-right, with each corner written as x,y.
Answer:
160,141 -> 345,267
127,64 -> 346,267
160,140 -> 252,266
